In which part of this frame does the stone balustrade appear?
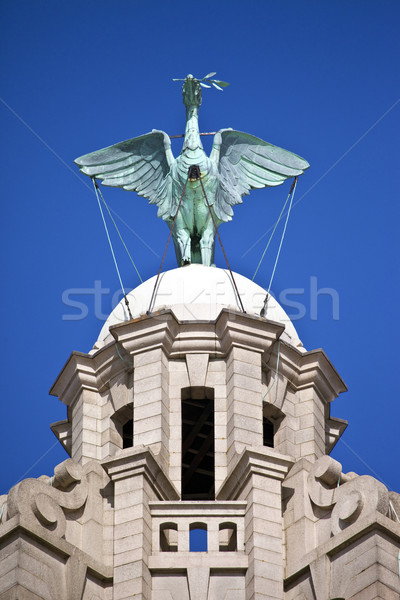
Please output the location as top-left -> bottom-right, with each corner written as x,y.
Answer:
149,501 -> 246,555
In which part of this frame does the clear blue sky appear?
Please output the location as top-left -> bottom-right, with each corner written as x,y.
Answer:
1,1 -> 399,495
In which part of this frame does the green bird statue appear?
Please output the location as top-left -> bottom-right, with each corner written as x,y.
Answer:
75,73 -> 309,267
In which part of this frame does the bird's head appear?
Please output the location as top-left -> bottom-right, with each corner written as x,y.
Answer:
182,74 -> 202,109
173,73 -> 229,108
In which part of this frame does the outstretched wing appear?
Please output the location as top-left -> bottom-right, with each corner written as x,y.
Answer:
75,130 -> 176,219
211,129 -> 309,222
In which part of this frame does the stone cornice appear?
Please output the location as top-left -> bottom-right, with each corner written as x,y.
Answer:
264,340 -> 347,402
216,447 -> 294,500
296,348 -> 347,399
50,343 -> 128,407
102,446 -> 180,501
110,310 -> 180,356
50,419 -> 72,456
149,500 -> 247,518
326,416 -> 348,452
111,308 -> 283,358
50,308 -> 346,408
217,310 -> 284,354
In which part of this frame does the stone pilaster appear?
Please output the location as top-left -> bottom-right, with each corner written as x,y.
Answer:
226,347 -> 264,471
133,349 -> 169,471
218,447 -> 293,600
71,389 -> 102,464
103,447 -> 179,600
168,358 -> 189,491
271,345 -> 347,462
50,345 -> 129,465
206,359 -> 228,495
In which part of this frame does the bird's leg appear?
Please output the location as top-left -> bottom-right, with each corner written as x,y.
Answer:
168,210 -> 192,266
200,220 -> 216,267
171,234 -> 183,267
174,227 -> 192,265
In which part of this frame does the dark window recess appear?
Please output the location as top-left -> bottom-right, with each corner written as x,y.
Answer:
160,523 -> 178,552
181,388 -> 215,500
219,522 -> 237,552
263,417 -> 274,448
122,419 -> 133,449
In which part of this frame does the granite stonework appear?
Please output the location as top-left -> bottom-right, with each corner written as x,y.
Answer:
1,306 -> 399,599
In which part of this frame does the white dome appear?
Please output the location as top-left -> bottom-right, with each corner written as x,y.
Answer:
94,265 -> 303,350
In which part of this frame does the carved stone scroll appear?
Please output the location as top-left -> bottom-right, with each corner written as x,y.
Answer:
7,458 -> 89,538
308,455 -> 390,536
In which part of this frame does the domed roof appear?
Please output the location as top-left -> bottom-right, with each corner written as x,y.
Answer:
94,265 -> 303,350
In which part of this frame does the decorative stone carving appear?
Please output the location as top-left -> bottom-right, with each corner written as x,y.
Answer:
5,458 -> 109,548
0,458 -> 112,600
7,459 -> 87,538
308,455 -> 390,536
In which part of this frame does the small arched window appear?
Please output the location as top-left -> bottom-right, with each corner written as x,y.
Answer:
189,522 -> 207,552
159,522 -> 178,552
219,522 -> 237,552
262,402 -> 284,449
111,403 -> 134,450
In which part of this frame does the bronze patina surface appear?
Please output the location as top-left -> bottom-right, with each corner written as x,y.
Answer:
75,74 -> 309,266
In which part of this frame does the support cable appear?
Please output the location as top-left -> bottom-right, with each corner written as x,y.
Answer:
114,341 -> 133,366
147,174 -> 190,315
390,500 -> 400,524
92,178 -> 133,320
252,188 -> 292,281
95,185 -> 143,283
260,177 -> 297,318
197,166 -> 246,314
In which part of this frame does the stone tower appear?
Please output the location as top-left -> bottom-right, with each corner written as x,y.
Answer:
0,264 -> 399,599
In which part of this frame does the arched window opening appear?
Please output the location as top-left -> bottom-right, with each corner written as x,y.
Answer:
181,387 -> 215,501
219,522 -> 237,552
122,419 -> 133,449
262,402 -> 285,449
189,522 -> 207,552
111,403 -> 134,450
159,522 -> 178,552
